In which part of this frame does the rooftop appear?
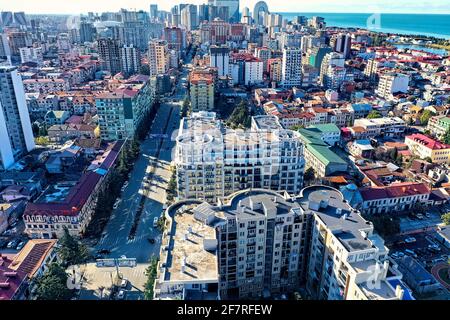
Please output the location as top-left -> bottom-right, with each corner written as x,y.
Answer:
406,133 -> 450,150
360,182 -> 430,201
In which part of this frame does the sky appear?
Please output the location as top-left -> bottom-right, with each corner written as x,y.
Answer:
0,0 -> 449,15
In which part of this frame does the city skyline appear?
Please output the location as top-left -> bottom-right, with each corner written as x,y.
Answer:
1,0 -> 450,15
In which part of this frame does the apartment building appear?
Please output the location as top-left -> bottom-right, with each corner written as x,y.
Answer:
96,75 -> 154,141
426,115 -> 450,139
353,117 -> 406,138
24,142 -> 123,239
175,113 -> 305,204
360,182 -> 431,215
148,39 -> 169,76
190,71 -> 215,112
97,38 -> 121,75
22,78 -> 69,93
0,66 -> 35,170
154,186 -> 408,300
405,133 -> 450,164
282,48 -> 303,88
120,45 -> 141,76
19,46 -> 43,65
375,73 -> 410,100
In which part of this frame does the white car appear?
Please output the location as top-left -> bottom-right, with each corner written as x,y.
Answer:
404,237 -> 416,244
117,290 -> 126,300
121,279 -> 128,288
153,217 -> 159,228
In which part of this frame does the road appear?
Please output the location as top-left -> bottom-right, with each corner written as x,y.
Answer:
94,49 -> 191,263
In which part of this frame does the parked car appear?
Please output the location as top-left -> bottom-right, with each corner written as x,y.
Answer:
117,290 -> 126,300
404,249 -> 418,258
147,238 -> 155,244
391,252 -> 405,259
7,239 -> 19,249
416,214 -> 424,220
428,244 -> 441,252
121,279 -> 128,288
153,217 -> 159,228
15,241 -> 26,251
404,237 -> 416,244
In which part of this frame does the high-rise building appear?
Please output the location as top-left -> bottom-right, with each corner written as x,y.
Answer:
333,33 -> 352,59
7,31 -> 32,56
190,70 -> 215,112
0,66 -> 35,170
175,114 -> 305,203
253,1 -> 269,26
150,4 -> 158,21
375,73 -> 410,100
13,12 -> 27,26
19,47 -> 43,65
154,185 -> 408,300
209,45 -> 230,77
79,21 -> 96,43
181,5 -> 198,31
96,76 -> 154,141
148,39 -> 170,76
98,38 -> 122,75
0,12 -> 13,27
120,45 -> 141,76
282,48 -> 303,88
308,46 -> 332,69
0,33 -> 11,63
211,0 -> 239,22
320,52 -> 345,89
164,27 -> 186,53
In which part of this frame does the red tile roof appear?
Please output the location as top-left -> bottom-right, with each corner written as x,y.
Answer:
360,182 -> 431,201
406,133 -> 450,150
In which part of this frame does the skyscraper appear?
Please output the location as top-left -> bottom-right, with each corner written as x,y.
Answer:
120,45 -> 141,76
0,66 -> 35,170
333,33 -> 352,59
282,48 -> 303,88
212,0 -> 240,22
79,21 -> 96,43
148,40 -> 170,76
209,45 -> 230,77
97,38 -> 122,75
150,4 -> 158,21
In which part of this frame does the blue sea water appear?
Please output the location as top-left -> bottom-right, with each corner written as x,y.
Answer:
277,13 -> 450,39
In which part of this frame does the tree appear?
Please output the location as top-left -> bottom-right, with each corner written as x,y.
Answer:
57,227 -> 90,267
39,125 -> 48,137
443,127 -> 450,145
227,101 -> 252,129
304,167 -> 316,185
35,263 -> 74,300
369,215 -> 400,237
140,64 -> 150,76
442,212 -> 450,225
35,136 -> 50,145
367,110 -> 382,119
419,110 -> 435,126
32,123 -> 40,136
181,96 -> 190,118
143,257 -> 159,300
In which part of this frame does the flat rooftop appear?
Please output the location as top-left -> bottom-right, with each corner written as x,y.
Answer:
162,208 -> 218,283
298,186 -> 373,252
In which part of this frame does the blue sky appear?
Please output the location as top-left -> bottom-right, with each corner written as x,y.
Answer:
0,0 -> 449,14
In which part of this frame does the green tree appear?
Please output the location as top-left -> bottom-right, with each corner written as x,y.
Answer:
419,110 -> 435,126
143,257 -> 159,300
369,215 -> 400,237
57,227 -> 90,267
140,64 -> 150,75
367,110 -> 382,119
32,123 -> 40,136
39,125 -> 48,136
181,96 -> 190,118
304,167 -> 316,185
227,101 -> 252,129
443,127 -> 450,145
35,263 -> 74,300
442,212 -> 450,225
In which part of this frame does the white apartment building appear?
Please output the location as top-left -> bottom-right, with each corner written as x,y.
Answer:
19,46 -> 43,65
175,114 -> 305,204
282,48 -> 302,88
0,66 -> 35,170
210,45 -> 230,77
154,186 -> 409,300
120,45 -> 141,76
244,58 -> 264,86
319,52 -> 345,89
148,39 -> 169,76
375,73 -> 410,100
353,117 -> 406,138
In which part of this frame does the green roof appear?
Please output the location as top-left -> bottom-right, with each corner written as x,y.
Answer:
306,143 -> 348,166
307,123 -> 340,134
298,128 -> 347,167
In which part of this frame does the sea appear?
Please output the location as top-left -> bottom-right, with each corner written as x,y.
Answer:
277,13 -> 450,40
